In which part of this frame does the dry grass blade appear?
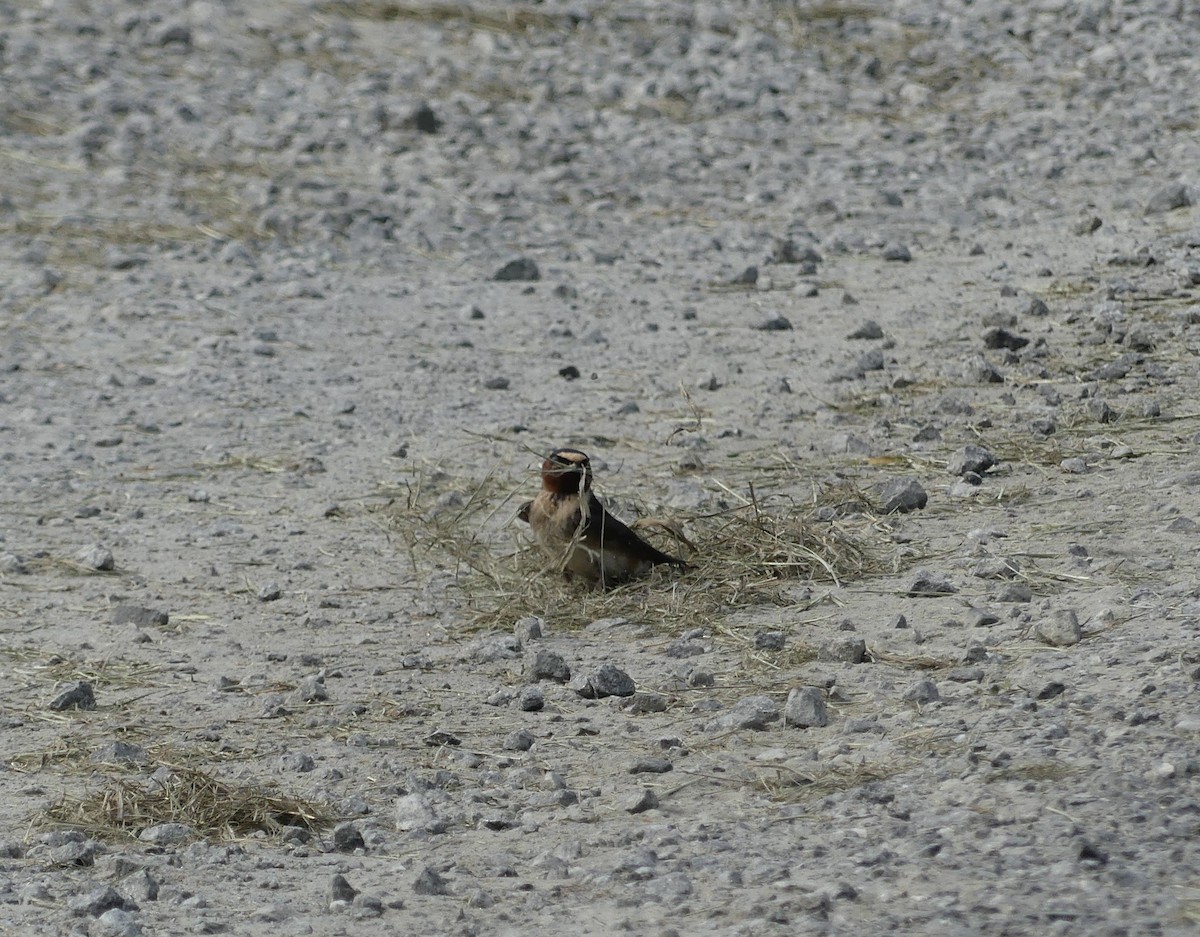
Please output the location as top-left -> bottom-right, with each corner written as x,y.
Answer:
40,765 -> 333,842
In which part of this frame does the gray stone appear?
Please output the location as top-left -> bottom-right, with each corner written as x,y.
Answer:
569,662 -> 635,698
907,570 -> 957,597
93,908 -> 142,937
709,695 -> 779,731
903,680 -> 940,703
504,728 -> 535,751
624,788 -> 660,814
0,552 -> 28,574
493,257 -> 540,281
996,582 -> 1033,602
962,355 -> 1003,383
1037,609 -> 1082,647
784,687 -> 829,728
817,637 -> 867,664
395,793 -> 443,833
1145,181 -> 1190,214
527,649 -> 570,683
138,823 -> 192,845
882,242 -> 911,261
352,894 -> 384,918
69,885 -> 132,917
847,320 -> 884,340
517,686 -> 544,711
514,616 -> 543,642
875,477 -> 928,514
619,692 -> 668,714
412,866 -> 452,896
330,874 -> 358,905
472,636 -> 522,662
49,681 -> 96,711
947,445 -> 996,476
76,544 -> 115,570
296,674 -> 328,703
332,822 -> 365,853
257,581 -> 282,602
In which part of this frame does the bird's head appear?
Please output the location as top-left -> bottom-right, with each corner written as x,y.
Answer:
541,447 -> 592,494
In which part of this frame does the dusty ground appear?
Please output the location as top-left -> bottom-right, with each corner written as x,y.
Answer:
2,1 -> 1200,934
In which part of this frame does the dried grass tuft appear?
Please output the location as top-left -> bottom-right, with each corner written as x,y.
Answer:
755,757 -> 914,803
40,764 -> 332,842
384,460 -> 890,635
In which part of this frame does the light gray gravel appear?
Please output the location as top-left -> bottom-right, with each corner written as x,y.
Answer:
2,1 -> 1200,935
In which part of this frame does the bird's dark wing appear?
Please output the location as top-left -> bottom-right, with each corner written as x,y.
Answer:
583,493 -> 687,567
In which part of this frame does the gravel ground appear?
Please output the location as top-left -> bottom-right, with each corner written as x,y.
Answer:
3,1 -> 1200,934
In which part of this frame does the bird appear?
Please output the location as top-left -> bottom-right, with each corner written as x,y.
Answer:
518,447 -> 688,587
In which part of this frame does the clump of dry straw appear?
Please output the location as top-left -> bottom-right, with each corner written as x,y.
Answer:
387,453 -> 888,634
41,764 -> 331,842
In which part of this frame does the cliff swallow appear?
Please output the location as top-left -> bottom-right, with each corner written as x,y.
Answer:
518,448 -> 688,587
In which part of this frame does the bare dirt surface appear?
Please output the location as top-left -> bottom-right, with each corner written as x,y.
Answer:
3,1 -> 1200,934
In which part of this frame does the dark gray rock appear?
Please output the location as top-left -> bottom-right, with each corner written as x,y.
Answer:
332,822 -> 365,853
517,686 -> 544,711
257,581 -> 282,602
412,866 -> 452,896
493,257 -> 540,281
49,681 -> 96,711
947,445 -> 996,476
907,570 -> 957,597
847,320 -> 884,340
903,680 -> 940,703
882,242 -> 911,261
527,649 -> 570,683
569,662 -> 635,698
69,885 -> 133,917
514,616 -> 544,642
875,477 -> 928,514
961,354 -> 1004,383
330,874 -> 358,905
982,327 -> 1028,350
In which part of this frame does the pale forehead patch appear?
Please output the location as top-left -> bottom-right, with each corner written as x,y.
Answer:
551,448 -> 590,464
